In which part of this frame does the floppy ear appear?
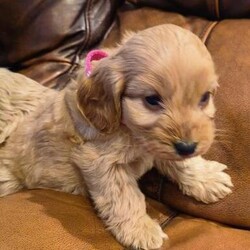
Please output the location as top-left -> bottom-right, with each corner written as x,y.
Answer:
77,57 -> 124,134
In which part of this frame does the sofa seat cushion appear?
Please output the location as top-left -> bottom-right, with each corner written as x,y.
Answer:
1,189 -> 249,249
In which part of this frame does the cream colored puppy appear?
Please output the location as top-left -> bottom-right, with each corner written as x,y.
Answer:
0,24 -> 232,249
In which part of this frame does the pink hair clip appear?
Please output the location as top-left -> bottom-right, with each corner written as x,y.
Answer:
85,49 -> 108,77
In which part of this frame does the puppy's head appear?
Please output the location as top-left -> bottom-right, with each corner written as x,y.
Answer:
77,24 -> 218,160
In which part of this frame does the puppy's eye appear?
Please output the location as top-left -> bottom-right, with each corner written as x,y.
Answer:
145,95 -> 162,107
199,91 -> 211,108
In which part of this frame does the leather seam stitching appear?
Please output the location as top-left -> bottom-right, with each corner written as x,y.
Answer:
53,0 -> 93,88
198,22 -> 210,40
215,0 -> 221,19
85,0 -> 93,48
160,211 -> 179,229
200,21 -> 218,44
157,176 -> 165,202
203,21 -> 219,44
206,0 -> 214,18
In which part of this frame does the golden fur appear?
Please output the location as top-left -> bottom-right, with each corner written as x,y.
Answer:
0,24 -> 232,249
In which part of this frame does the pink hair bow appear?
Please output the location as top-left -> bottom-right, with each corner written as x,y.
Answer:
84,49 -> 108,77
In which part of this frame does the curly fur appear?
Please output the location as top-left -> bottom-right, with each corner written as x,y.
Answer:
0,24 -> 233,249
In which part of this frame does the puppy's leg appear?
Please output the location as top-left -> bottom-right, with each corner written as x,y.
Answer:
79,158 -> 167,249
156,156 -> 233,204
0,167 -> 22,197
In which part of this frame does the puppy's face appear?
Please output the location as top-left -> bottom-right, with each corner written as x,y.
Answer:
78,25 -> 218,160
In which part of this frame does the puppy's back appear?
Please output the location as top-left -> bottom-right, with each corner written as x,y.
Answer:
0,69 -> 52,144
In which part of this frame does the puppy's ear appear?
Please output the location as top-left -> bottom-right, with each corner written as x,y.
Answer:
77,57 -> 124,134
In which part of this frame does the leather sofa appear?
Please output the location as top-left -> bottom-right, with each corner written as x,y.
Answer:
0,1 -> 249,249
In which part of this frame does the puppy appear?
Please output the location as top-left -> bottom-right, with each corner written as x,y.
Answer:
0,24 -> 233,249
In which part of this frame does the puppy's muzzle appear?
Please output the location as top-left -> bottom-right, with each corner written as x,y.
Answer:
174,141 -> 197,156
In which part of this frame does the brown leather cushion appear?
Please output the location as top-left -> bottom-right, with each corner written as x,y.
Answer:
102,6 -> 250,228
127,0 -> 250,19
0,190 -> 121,249
164,215 -> 250,249
1,190 -> 249,249
0,0 -> 123,88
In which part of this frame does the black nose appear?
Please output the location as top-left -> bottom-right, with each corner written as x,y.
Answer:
174,141 -> 197,156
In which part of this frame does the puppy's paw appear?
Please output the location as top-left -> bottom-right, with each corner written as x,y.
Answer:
116,214 -> 167,250
180,160 -> 233,204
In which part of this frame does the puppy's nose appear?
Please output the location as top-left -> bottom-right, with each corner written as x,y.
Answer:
174,141 -> 197,156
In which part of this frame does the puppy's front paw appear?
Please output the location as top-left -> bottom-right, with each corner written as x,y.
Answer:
180,160 -> 233,204
116,214 -> 167,250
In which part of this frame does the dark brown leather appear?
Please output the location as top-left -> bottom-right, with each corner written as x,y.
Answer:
0,0 -> 123,88
128,0 -> 250,19
1,190 -> 249,249
102,6 -> 250,228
